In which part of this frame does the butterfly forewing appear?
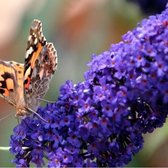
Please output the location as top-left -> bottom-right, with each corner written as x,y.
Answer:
24,19 -> 57,111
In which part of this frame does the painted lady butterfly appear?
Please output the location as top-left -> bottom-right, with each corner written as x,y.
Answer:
0,19 -> 57,119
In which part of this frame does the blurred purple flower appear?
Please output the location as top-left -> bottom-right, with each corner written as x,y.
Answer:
10,5 -> 168,167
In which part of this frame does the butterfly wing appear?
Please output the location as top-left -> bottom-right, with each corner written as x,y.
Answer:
0,61 -> 23,107
24,19 -> 57,111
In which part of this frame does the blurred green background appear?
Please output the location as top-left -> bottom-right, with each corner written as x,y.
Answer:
0,0 -> 168,167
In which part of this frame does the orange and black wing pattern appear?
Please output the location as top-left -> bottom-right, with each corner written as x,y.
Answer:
23,19 -> 57,111
0,61 -> 23,106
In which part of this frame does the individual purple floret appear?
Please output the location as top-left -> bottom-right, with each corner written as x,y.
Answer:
10,5 -> 168,167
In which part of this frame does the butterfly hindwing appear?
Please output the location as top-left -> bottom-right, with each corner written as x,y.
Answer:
24,19 -> 57,111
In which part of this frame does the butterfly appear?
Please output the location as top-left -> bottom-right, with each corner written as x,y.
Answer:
0,19 -> 57,120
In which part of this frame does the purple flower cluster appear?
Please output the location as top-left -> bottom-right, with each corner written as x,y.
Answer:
10,5 -> 168,167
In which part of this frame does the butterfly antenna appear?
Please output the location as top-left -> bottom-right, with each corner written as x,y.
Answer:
38,98 -> 55,103
0,112 -> 13,122
27,107 -> 48,123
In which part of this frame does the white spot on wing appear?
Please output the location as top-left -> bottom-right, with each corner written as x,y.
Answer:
25,46 -> 34,58
28,35 -> 32,41
24,66 -> 31,79
34,38 -> 38,45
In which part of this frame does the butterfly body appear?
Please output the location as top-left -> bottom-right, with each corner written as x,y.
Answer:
0,20 -> 57,118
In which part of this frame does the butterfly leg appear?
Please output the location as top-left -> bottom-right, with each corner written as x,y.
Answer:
0,113 -> 13,122
16,117 -> 20,124
37,97 -> 55,103
27,107 -> 48,123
